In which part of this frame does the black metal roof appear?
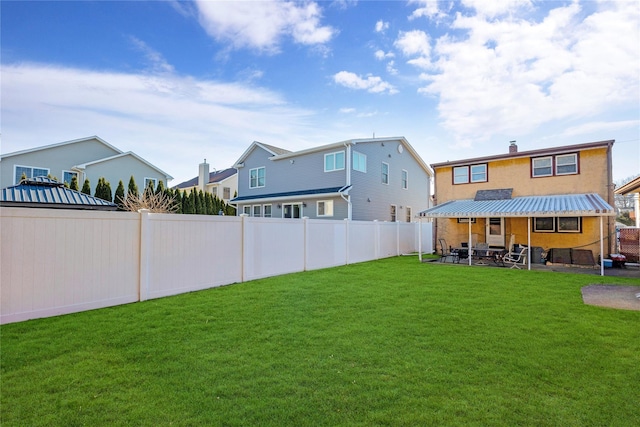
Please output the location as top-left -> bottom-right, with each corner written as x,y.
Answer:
1,177 -> 117,210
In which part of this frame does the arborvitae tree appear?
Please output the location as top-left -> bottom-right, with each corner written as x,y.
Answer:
144,179 -> 155,197
225,201 -> 236,216
205,192 -> 214,215
183,189 -> 196,214
197,190 -> 206,214
81,179 -> 91,195
127,175 -> 139,198
104,179 -> 113,203
173,189 -> 183,214
114,180 -> 126,209
94,177 -> 108,201
155,180 -> 165,195
20,172 -> 28,181
69,175 -> 79,191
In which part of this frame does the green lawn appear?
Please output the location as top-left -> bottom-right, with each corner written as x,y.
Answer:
2,257 -> 639,426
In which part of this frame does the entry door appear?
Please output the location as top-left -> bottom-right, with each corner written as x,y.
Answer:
486,217 -> 504,247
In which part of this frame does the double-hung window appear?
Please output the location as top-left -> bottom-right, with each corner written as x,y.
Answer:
390,205 -> 397,222
252,205 -> 262,217
401,170 -> 408,189
352,151 -> 366,172
533,217 -> 581,233
381,162 -> 389,184
223,187 -> 231,199
324,151 -> 345,172
249,167 -> 265,188
263,204 -> 272,218
144,178 -> 158,191
14,165 -> 49,184
63,170 -> 78,186
555,154 -> 577,175
532,157 -> 553,177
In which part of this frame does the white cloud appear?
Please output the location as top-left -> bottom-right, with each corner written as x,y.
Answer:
461,0 -> 533,18
419,1 -> 640,142
375,20 -> 389,33
394,30 -> 431,69
386,60 -> 398,75
0,63 -> 320,184
333,71 -> 398,94
339,107 -> 356,114
408,0 -> 447,21
129,37 -> 175,74
374,49 -> 394,60
561,120 -> 640,137
195,0 -> 334,53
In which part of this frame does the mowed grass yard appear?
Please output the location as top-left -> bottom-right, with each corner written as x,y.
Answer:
1,257 -> 639,426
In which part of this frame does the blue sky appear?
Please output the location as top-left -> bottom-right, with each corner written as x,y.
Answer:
2,0 -> 638,185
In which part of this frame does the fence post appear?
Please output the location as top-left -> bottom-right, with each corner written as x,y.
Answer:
241,214 -> 248,282
374,220 -> 380,259
344,218 -> 350,265
396,220 -> 400,256
303,217 -> 309,271
138,209 -> 150,301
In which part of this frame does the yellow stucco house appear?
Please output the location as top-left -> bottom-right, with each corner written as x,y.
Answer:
420,140 -> 616,268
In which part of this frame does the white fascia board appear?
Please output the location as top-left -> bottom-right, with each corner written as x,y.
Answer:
1,135 -> 123,159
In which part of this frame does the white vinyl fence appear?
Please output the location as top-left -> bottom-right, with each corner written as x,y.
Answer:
1,208 -> 433,324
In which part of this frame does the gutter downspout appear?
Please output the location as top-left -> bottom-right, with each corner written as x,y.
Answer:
344,141 -> 353,220
606,140 -> 614,254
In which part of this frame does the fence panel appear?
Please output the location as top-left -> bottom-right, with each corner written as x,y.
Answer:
143,213 -> 243,300
1,208 -> 140,324
347,220 -> 379,263
243,217 -> 306,281
306,219 -> 348,270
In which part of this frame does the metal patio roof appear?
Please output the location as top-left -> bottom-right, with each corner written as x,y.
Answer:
419,193 -> 615,218
231,186 -> 350,203
1,177 -> 117,210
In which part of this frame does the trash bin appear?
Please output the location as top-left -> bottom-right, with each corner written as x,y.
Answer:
530,246 -> 543,264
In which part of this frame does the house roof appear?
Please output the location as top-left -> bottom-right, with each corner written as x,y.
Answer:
231,186 -> 350,203
233,137 -> 433,177
430,140 -> 615,169
73,152 -> 173,180
173,168 -> 237,189
1,177 -> 117,210
0,135 -> 122,159
615,176 -> 640,195
418,193 -> 615,218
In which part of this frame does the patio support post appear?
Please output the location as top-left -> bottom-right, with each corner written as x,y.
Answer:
527,216 -> 531,270
468,218 -> 472,266
600,216 -> 604,276
418,218 -> 423,262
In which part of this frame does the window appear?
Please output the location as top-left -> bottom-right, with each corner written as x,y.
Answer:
243,206 -> 251,215
63,171 -> 78,186
533,217 -> 582,233
250,167 -> 265,188
144,178 -> 158,191
390,205 -> 397,222
558,217 -> 581,232
556,154 -> 577,175
381,162 -> 389,184
533,217 -> 555,232
470,164 -> 487,182
324,151 -> 345,172
14,165 -> 49,184
223,187 -> 231,199
211,187 -> 218,197
317,200 -> 334,217
453,164 -> 487,184
263,204 -> 272,218
532,153 -> 578,177
532,157 -> 553,177
352,151 -> 366,172
252,205 -> 262,217
401,170 -> 408,189
453,166 -> 469,184
406,207 -> 412,222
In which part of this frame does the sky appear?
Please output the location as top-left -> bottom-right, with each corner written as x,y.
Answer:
1,0 -> 639,186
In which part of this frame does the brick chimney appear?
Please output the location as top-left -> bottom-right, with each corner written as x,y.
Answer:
198,159 -> 209,192
509,140 -> 517,153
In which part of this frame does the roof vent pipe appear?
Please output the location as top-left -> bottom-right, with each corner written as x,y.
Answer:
509,140 -> 517,153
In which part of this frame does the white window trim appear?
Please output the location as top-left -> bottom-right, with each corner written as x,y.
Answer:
243,206 -> 251,215
453,166 -> 469,184
532,156 -> 553,177
470,164 -> 487,183
317,200 -> 334,217
390,204 -> 397,222
555,153 -> 578,176
533,217 -> 555,232
263,204 -> 272,218
557,217 -> 581,233
14,165 -> 50,184
144,177 -> 158,190
324,151 -> 345,172
352,151 -> 367,173
252,205 -> 262,217
382,162 -> 389,185
406,206 -> 412,223
249,167 -> 265,189
401,169 -> 409,189
62,170 -> 78,185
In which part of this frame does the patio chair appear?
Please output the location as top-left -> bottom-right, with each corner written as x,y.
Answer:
438,238 -> 459,263
503,247 -> 528,269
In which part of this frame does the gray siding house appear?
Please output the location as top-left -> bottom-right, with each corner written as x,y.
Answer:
0,136 -> 173,194
231,137 -> 433,221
